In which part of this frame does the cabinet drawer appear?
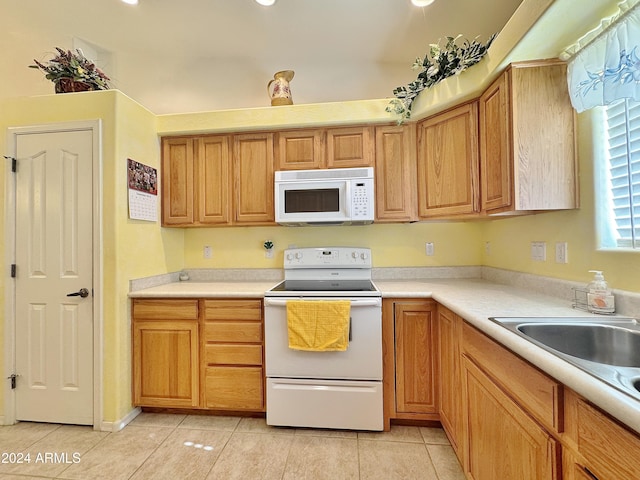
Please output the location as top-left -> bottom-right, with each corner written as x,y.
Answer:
462,322 -> 562,433
574,398 -> 640,480
203,300 -> 262,321
205,344 -> 263,366
204,322 -> 263,343
205,366 -> 264,411
132,299 -> 198,320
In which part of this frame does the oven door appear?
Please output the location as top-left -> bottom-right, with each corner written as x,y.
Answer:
275,180 -> 350,224
263,297 -> 382,380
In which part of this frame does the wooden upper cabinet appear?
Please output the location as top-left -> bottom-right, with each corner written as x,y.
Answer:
196,136 -> 232,225
417,101 -> 480,218
233,133 -> 275,225
480,60 -> 578,214
162,135 -> 231,227
162,137 -> 195,225
480,72 -> 512,212
275,129 -> 324,170
374,124 -> 417,222
326,126 -> 374,168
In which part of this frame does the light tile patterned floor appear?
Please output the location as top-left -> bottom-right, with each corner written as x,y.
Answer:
0,413 -> 465,479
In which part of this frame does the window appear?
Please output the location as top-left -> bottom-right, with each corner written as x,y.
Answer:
602,99 -> 640,249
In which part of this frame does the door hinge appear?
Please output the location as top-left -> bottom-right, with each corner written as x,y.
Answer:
10,264 -> 16,278
7,374 -> 19,389
4,156 -> 17,172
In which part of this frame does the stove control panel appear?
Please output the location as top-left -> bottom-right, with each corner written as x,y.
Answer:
284,247 -> 372,268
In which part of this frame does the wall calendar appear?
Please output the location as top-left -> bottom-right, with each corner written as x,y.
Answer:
127,158 -> 158,222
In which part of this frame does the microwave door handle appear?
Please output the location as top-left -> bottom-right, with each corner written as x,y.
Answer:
349,316 -> 352,342
344,180 -> 351,217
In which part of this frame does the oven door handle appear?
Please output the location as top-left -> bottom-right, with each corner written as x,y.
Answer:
264,298 -> 381,307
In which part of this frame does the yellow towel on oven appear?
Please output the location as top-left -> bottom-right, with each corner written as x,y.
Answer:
286,300 -> 351,352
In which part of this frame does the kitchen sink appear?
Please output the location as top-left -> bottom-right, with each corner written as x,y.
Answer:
516,323 -> 640,367
491,316 -> 640,402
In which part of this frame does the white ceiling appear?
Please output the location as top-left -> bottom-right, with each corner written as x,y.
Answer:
5,0 -> 524,114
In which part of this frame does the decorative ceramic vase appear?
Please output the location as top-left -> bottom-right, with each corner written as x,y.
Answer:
55,78 -> 94,94
267,70 -> 295,106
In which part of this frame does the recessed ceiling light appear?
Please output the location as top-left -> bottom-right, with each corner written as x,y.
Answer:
255,0 -> 276,5
122,0 -> 138,4
411,0 -> 435,6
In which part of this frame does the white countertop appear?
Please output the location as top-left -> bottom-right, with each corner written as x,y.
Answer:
129,278 -> 640,434
129,281 -> 277,298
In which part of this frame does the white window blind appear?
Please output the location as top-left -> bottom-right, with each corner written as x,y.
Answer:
604,99 -> 640,248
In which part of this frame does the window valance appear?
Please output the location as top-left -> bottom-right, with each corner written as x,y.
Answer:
562,0 -> 640,112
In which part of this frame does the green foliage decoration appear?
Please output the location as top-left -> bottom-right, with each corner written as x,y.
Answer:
386,34 -> 496,123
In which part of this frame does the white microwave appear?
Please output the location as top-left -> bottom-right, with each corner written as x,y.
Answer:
275,167 -> 375,226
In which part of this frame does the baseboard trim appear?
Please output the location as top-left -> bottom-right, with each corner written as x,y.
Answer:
99,407 -> 141,432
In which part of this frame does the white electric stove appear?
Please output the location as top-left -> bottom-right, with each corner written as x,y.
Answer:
264,247 -> 383,431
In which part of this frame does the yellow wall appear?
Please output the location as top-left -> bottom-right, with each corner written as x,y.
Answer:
183,222 -> 483,268
481,112 -> 640,293
0,91 -> 184,423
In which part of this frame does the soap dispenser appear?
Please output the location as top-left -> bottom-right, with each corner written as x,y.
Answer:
587,270 -> 615,314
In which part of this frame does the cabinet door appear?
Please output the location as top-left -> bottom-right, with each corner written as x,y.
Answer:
438,306 -> 462,455
510,63 -> 577,210
566,395 -> 640,480
162,137 -> 195,225
326,126 -> 374,168
417,102 -> 480,218
463,356 -> 559,480
132,324 -> 199,408
196,136 -> 231,224
132,299 -> 199,408
275,129 -> 324,170
233,133 -> 275,224
374,124 -> 417,222
479,72 -> 512,212
394,301 -> 438,415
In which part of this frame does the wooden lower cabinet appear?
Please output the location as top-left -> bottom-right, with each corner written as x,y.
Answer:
132,299 -> 200,408
202,299 -> 265,411
132,298 -> 264,412
458,319 -> 640,480
204,366 -> 263,410
463,356 -> 559,480
563,389 -> 640,480
437,306 -> 463,456
383,299 -> 438,427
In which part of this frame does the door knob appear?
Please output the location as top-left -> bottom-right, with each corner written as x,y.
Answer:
67,288 -> 90,298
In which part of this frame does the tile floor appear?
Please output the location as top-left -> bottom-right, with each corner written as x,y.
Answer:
0,413 -> 465,479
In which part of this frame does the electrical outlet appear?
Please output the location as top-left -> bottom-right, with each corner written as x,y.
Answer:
203,245 -> 212,259
425,242 -> 434,256
531,241 -> 546,261
265,249 -> 274,259
485,241 -> 491,256
555,242 -> 568,264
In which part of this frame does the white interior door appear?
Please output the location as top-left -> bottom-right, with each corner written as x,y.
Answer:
14,129 -> 94,425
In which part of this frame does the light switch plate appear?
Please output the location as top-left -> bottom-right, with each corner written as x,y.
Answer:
531,241 -> 546,261
555,242 -> 568,263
